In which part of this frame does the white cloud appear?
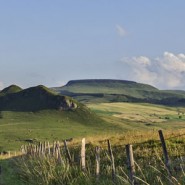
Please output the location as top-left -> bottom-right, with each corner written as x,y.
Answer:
116,24 -> 127,37
157,52 -> 185,72
0,81 -> 4,90
55,80 -> 67,87
122,56 -> 157,85
121,52 -> 185,89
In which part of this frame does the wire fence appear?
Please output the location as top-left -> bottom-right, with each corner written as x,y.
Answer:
1,130 -> 185,184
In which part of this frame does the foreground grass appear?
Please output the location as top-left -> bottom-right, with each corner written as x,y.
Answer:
0,157 -> 23,185
1,129 -> 185,185
12,131 -> 185,185
1,102 -> 185,184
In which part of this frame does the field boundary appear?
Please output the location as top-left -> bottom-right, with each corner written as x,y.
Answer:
10,130 -> 184,185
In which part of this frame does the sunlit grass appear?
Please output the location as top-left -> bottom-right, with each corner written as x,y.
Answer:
14,133 -> 185,185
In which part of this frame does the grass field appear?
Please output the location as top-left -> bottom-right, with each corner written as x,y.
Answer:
0,109 -> 117,151
0,102 -> 185,151
1,102 -> 185,184
87,102 -> 185,130
2,128 -> 185,185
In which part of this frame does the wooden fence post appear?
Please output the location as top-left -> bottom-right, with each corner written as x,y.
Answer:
38,142 -> 41,156
125,144 -> 136,185
24,145 -> 27,154
41,143 -> 44,156
47,141 -> 50,156
107,140 -> 116,183
8,151 -> 10,158
64,140 -> 72,164
81,138 -> 86,171
95,146 -> 101,180
56,141 -> 63,164
21,145 -> 24,154
33,145 -> 36,156
52,141 -> 56,157
44,141 -> 47,155
158,130 -> 172,176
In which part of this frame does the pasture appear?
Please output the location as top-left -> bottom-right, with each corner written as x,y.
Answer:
1,102 -> 185,184
0,102 -> 185,151
0,109 -> 114,151
88,102 -> 185,130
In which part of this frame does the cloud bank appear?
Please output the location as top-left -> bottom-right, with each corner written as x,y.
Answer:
0,81 -> 4,90
121,52 -> 185,89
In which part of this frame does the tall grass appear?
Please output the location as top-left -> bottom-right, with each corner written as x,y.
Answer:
14,138 -> 185,185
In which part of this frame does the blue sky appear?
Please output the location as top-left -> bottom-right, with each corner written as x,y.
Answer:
1,1 -> 185,89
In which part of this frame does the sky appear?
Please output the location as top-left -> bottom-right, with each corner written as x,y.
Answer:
1,1 -> 185,90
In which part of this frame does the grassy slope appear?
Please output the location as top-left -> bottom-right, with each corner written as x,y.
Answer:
2,127 -> 185,185
0,85 -> 22,96
54,79 -> 185,104
87,102 -> 185,131
1,82 -> 185,184
0,102 -> 185,151
55,79 -> 159,98
0,109 -> 117,151
1,102 -> 185,184
0,85 -> 77,111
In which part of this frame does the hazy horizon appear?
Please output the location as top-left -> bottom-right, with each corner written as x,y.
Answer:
1,1 -> 185,90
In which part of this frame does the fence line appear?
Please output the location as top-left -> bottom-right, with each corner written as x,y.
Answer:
1,130 -> 185,184
132,131 -> 185,146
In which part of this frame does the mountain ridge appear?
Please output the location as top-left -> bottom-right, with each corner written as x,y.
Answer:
53,79 -> 185,106
0,85 -> 79,111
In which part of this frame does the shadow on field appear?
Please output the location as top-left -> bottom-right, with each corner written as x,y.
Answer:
0,154 -> 24,185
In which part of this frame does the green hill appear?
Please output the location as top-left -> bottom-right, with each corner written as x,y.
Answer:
0,85 -> 113,150
0,85 -> 22,96
0,85 -> 80,111
57,79 -> 158,96
53,79 -> 185,105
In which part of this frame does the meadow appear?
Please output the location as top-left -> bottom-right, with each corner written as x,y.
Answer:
0,109 -> 115,151
1,129 -> 185,185
1,102 -> 185,184
0,102 -> 185,151
87,102 -> 185,131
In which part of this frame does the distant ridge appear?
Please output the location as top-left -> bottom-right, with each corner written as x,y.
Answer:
66,79 -> 137,86
65,79 -> 157,90
53,79 -> 158,98
53,79 -> 185,106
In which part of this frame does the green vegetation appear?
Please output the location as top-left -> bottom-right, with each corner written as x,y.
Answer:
0,157 -> 23,185
0,109 -> 115,151
0,85 -> 22,96
56,79 -> 158,95
0,100 -> 185,152
2,130 -> 185,185
0,85 -> 79,111
1,81 -> 185,184
0,102 -> 185,152
53,79 -> 185,105
88,102 -> 185,131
